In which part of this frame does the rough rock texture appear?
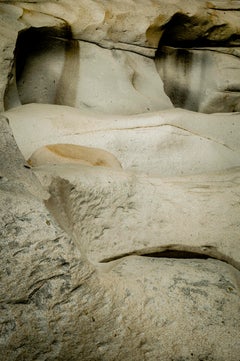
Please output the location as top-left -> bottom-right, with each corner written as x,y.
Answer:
1,118 -> 240,361
0,1 -> 240,360
33,164 -> 240,269
1,117 -> 240,361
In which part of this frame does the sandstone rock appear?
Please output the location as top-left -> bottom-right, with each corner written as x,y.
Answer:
30,163 -> 240,270
11,34 -> 172,114
156,46 -> 240,113
0,1 -> 240,360
0,4 -> 24,112
6,0 -> 240,51
1,1 -> 240,115
0,117 -> 240,360
28,143 -> 122,169
1,176 -> 240,360
5,104 -> 240,176
0,115 -> 46,198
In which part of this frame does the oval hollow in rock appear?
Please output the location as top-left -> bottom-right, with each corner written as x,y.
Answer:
28,143 -> 122,169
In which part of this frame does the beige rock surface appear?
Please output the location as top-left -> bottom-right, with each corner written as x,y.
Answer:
156,46 -> 240,113
1,117 -> 240,361
0,0 -> 240,360
32,163 -> 240,270
1,0 -> 240,113
5,103 -> 240,176
13,37 -> 173,114
28,143 -> 122,169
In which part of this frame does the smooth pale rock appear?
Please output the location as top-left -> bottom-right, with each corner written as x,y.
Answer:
1,113 -> 239,360
30,163 -> 240,270
28,143 -> 122,169
156,46 -> 240,113
1,1 -> 240,115
14,35 -> 172,114
5,104 -> 240,176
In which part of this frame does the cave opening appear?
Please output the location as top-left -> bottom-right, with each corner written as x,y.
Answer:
4,24 -> 76,110
155,12 -> 240,113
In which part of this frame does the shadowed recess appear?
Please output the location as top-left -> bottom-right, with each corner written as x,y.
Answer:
4,24 -> 80,109
156,13 -> 240,49
100,250 -> 219,263
15,25 -> 72,82
154,13 -> 240,113
142,250 -> 210,259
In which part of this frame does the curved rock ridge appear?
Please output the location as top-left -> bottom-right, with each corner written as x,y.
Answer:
5,104 -> 240,177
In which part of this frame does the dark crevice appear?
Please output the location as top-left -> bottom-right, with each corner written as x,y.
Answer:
15,26 -> 72,82
100,250 -> 217,264
142,250 -> 209,259
78,38 -> 155,58
99,247 -> 240,271
156,13 -> 240,50
4,24 -> 78,110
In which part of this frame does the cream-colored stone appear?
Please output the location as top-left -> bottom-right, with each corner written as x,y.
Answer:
13,38 -> 172,114
5,104 -> 240,176
8,0 -> 240,51
0,116 -> 240,360
28,143 -> 122,169
2,1 -> 240,114
30,163 -> 240,270
1,0 -> 240,360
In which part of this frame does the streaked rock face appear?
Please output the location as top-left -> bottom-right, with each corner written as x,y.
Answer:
0,1 -> 240,360
156,46 -> 240,113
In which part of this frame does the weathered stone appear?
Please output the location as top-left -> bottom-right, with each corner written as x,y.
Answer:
13,36 -> 172,114
30,163 -> 240,270
0,4 -> 24,112
0,118 -> 240,360
28,143 -> 122,169
5,104 -> 240,176
156,46 -> 240,113
0,0 -> 240,360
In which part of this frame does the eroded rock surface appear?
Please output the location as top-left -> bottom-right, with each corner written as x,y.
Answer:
0,1 -> 240,360
1,117 -> 240,361
5,103 -> 240,176
28,143 -> 122,169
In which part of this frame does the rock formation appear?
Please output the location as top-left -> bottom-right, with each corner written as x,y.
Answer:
0,1 -> 240,360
